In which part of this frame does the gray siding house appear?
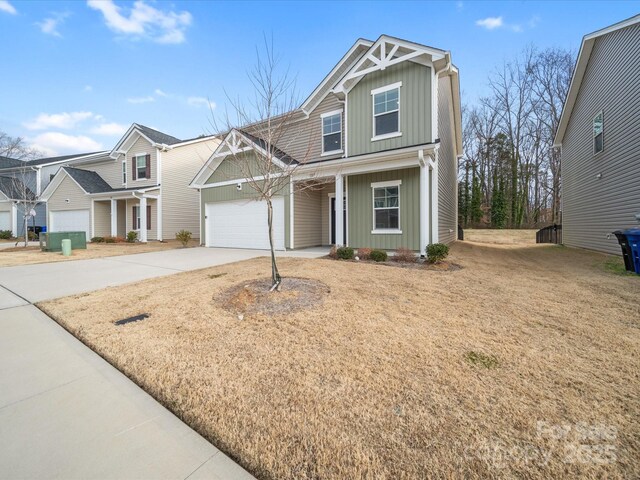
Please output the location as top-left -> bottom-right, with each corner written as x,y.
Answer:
0,151 -> 107,235
554,15 -> 640,255
191,35 -> 462,255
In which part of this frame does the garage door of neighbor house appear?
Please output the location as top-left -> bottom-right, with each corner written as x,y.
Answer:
205,197 -> 285,250
0,211 -> 10,231
49,210 -> 90,240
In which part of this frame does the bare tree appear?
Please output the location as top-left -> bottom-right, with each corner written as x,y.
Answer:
211,38 -> 323,290
1,131 -> 40,246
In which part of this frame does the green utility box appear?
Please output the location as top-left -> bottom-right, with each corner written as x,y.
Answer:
40,232 -> 87,252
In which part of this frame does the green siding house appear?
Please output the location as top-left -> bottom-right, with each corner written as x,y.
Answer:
191,35 -> 462,255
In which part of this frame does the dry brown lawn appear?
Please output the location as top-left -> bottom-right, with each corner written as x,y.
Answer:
0,240 -> 185,267
464,228 -> 537,244
40,243 -> 640,479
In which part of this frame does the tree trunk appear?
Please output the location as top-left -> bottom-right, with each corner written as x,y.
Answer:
23,214 -> 28,247
266,198 -> 281,290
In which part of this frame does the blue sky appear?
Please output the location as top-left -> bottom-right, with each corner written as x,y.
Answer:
0,0 -> 638,156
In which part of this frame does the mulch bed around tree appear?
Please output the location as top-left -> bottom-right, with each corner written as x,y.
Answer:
218,277 -> 330,318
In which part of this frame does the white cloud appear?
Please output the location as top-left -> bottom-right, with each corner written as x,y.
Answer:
90,122 -> 127,136
154,88 -> 168,97
529,15 -> 541,28
476,16 -> 503,30
83,85 -> 93,92
87,0 -> 192,44
476,15 -> 532,33
187,96 -> 216,110
24,111 -> 95,131
127,96 -> 155,104
37,12 -> 70,37
29,132 -> 103,156
0,1 -> 16,15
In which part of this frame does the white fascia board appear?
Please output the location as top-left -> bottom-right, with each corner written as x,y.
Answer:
189,129 -> 289,187
554,14 -> 640,146
301,38 -> 374,114
109,124 -> 138,158
40,168 -> 89,201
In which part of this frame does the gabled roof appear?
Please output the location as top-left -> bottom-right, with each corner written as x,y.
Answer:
0,175 -> 36,201
300,38 -> 374,114
554,14 -> 640,146
190,129 -> 296,187
110,123 -> 183,158
239,130 -> 297,166
0,156 -> 25,169
332,34 -> 448,95
63,167 -> 114,194
135,124 -> 182,146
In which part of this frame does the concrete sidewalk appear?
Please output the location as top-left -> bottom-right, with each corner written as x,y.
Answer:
0,304 -> 253,479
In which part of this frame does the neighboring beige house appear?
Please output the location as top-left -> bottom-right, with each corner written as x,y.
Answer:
554,14 -> 640,255
41,124 -> 218,241
191,35 -> 462,255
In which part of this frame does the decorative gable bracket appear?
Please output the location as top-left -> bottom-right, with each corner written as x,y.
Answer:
333,36 -> 448,95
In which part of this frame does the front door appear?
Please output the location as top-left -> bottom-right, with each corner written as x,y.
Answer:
331,196 -> 347,245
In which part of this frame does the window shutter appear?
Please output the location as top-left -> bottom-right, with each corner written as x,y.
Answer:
132,157 -> 137,181
132,206 -> 136,230
146,205 -> 151,230
145,154 -> 151,179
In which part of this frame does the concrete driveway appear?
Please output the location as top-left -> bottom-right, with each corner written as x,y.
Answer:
0,246 -> 326,479
0,246 -> 328,304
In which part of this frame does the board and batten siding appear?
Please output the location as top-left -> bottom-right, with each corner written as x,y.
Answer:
562,22 -> 640,255
199,182 -> 290,248
162,139 -> 218,239
347,61 -> 431,157
437,75 -> 458,245
347,167 -> 420,250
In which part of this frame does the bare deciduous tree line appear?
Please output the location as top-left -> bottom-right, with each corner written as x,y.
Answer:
458,46 -> 574,229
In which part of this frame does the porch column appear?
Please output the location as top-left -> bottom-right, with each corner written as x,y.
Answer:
430,150 -> 439,244
335,174 -> 344,245
139,196 -> 147,243
110,199 -> 117,237
419,161 -> 429,257
10,203 -> 18,238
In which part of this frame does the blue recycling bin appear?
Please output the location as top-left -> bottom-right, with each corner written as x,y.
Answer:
624,228 -> 640,274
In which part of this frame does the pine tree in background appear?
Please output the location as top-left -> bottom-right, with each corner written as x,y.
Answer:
491,173 -> 507,228
470,168 -> 483,225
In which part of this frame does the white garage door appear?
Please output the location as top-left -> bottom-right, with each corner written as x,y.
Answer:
49,210 -> 90,240
0,211 -> 10,231
205,197 -> 285,250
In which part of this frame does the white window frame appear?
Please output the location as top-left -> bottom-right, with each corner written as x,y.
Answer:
371,179 -> 402,234
135,153 -> 148,181
122,159 -> 127,185
593,111 -> 604,155
321,109 -> 343,156
371,82 -> 402,142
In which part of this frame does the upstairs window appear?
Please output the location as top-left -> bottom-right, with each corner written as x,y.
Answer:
322,111 -> 342,154
122,160 -> 127,184
372,82 -> 401,139
593,111 -> 604,154
133,154 -> 150,180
